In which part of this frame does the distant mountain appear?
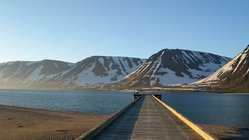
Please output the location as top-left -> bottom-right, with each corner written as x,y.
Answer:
0,49 -> 232,89
0,60 -> 73,88
0,56 -> 145,88
121,49 -> 231,88
54,56 -> 145,86
194,45 -> 249,91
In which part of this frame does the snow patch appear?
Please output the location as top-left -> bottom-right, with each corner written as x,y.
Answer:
26,65 -> 44,82
152,68 -> 197,85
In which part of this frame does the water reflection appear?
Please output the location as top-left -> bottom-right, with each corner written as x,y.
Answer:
161,93 -> 249,127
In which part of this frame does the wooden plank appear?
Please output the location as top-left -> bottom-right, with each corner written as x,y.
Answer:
153,95 -> 216,140
90,95 -> 203,140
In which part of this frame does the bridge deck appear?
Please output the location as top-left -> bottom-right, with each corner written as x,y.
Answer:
92,95 -> 203,140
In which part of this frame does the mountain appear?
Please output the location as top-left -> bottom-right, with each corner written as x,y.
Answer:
194,45 -> 249,91
54,56 -> 145,86
0,56 -> 145,88
0,60 -> 73,88
0,50 -> 232,89
121,49 -> 231,88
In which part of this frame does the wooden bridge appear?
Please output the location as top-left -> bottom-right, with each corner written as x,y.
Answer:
76,94 -> 216,140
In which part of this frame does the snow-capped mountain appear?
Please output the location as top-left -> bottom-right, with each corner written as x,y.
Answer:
121,49 -> 231,88
0,56 -> 145,88
194,45 -> 249,90
0,60 -> 73,88
54,56 -> 145,86
0,50 -> 232,89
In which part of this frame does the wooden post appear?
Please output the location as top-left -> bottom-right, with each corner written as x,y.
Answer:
154,94 -> 161,100
133,91 -> 141,100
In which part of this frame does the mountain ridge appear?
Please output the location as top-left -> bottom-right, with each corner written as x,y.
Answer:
121,49 -> 231,88
193,45 -> 249,91
0,49 -> 232,89
0,56 -> 145,88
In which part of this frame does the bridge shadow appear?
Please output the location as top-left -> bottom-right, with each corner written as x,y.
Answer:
93,95 -> 145,140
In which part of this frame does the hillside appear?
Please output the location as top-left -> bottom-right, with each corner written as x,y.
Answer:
121,49 -> 230,88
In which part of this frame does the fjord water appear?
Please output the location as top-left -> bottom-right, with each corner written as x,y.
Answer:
0,90 -> 248,127
0,89 -> 133,115
161,93 -> 249,127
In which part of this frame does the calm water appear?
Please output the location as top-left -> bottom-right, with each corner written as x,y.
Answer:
161,93 -> 249,127
0,90 -> 248,127
0,89 -> 133,115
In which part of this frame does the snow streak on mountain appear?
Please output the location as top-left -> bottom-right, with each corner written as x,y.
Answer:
0,60 -> 73,88
0,57 -> 145,88
55,56 -> 145,86
195,45 -> 249,89
0,49 -> 232,89
122,49 -> 230,87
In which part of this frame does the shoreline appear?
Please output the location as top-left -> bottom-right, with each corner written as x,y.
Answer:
0,104 -> 108,140
1,87 -> 249,94
0,104 -> 248,140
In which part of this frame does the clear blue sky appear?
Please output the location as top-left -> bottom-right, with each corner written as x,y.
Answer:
0,0 -> 248,63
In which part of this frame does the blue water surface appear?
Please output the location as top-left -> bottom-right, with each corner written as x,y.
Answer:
0,89 -> 133,115
0,89 -> 248,127
161,93 -> 249,127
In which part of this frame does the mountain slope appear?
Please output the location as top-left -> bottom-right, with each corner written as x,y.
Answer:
0,56 -> 145,88
121,49 -> 231,88
54,56 -> 145,86
0,60 -> 73,88
194,45 -> 249,90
